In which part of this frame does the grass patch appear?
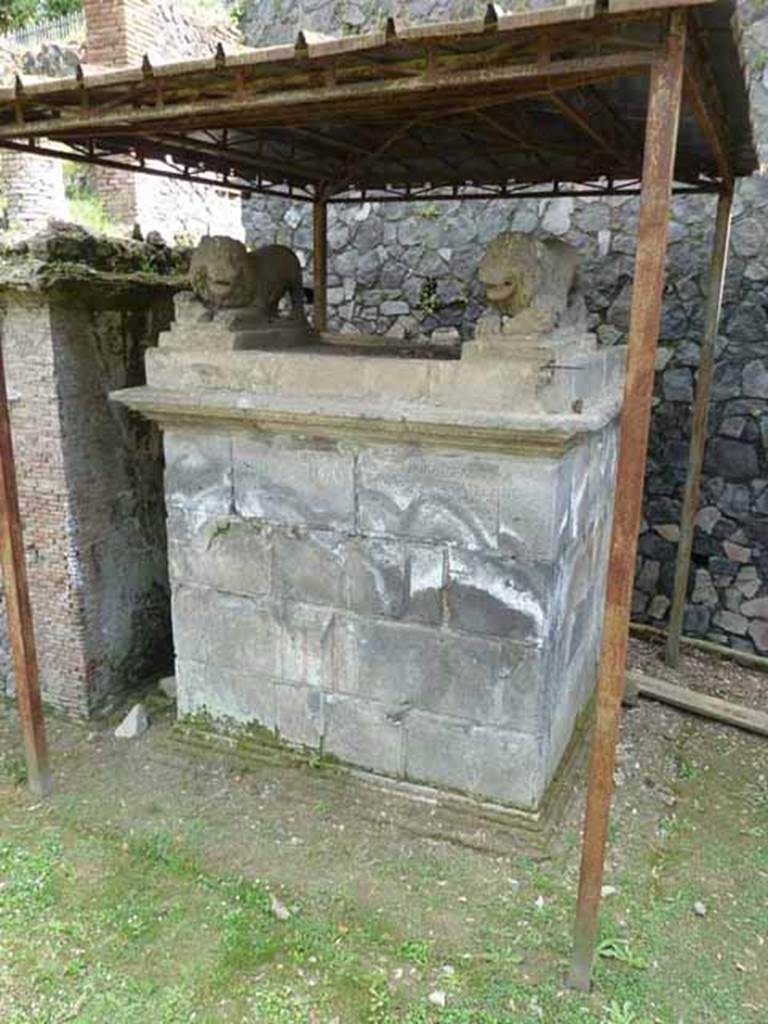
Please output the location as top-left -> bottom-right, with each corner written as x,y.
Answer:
0,718 -> 765,1023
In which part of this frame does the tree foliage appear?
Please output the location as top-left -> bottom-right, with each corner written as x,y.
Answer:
0,0 -> 83,33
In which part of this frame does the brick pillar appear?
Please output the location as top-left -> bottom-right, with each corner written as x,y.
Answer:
83,0 -> 151,227
1,286 -> 173,716
0,149 -> 68,234
3,296 -> 91,715
82,0 -> 243,238
84,0 -> 156,67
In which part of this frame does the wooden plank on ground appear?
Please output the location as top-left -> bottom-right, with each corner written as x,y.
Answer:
630,669 -> 768,738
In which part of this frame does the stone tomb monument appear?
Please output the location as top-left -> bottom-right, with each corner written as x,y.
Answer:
113,232 -> 623,813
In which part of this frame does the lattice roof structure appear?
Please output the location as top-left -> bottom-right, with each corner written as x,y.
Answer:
0,0 -> 757,202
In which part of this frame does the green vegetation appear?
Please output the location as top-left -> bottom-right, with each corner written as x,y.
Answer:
0,0 -> 240,35
0,0 -> 82,33
1,710 -> 766,1022
416,202 -> 441,221
62,161 -> 113,235
417,277 -> 440,316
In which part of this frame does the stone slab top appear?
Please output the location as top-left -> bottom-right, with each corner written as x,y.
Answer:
112,304 -> 624,455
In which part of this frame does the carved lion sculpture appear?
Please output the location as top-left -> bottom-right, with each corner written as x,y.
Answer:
478,232 -> 584,335
189,235 -> 305,322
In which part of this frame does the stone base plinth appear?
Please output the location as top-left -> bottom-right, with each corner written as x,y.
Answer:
113,319 -> 621,811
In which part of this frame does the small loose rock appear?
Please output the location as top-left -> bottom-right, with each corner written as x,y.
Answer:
114,703 -> 149,739
270,895 -> 291,921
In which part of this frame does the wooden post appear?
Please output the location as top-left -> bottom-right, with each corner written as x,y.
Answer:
313,196 -> 328,333
665,189 -> 733,667
568,11 -> 686,992
0,340 -> 51,798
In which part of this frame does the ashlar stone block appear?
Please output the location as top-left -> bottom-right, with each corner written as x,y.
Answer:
445,548 -> 549,643
168,512 -> 271,597
233,435 -> 355,529
351,618 -> 504,724
357,448 -> 499,549
404,711 -> 541,809
276,683 -> 324,748
323,694 -> 403,776
205,589 -> 283,677
497,642 -> 545,735
345,537 -> 406,619
273,529 -> 347,608
498,457 -> 570,562
281,602 -> 360,694
171,584 -> 210,665
165,430 -> 232,514
176,657 -> 277,730
404,544 -> 445,625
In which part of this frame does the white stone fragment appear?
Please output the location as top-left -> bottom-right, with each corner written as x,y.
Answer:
114,703 -> 149,739
270,895 -> 291,921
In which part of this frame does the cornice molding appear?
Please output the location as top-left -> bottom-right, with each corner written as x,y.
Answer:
112,385 -> 620,458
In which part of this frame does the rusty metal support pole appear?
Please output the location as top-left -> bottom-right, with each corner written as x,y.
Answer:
665,189 -> 733,668
0,340 -> 51,798
568,11 -> 686,992
313,196 -> 328,333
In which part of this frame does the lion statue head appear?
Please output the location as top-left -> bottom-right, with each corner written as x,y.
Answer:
478,232 -> 583,333
189,236 -> 255,309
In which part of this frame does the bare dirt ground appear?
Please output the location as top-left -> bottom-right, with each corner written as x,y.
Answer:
628,634 -> 768,711
1,636 -> 766,1023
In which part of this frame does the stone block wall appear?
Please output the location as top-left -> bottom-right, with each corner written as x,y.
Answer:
240,0 -> 768,656
0,280 -> 174,714
166,422 -> 616,810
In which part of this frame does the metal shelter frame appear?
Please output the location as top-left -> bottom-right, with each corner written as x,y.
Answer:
0,0 -> 757,990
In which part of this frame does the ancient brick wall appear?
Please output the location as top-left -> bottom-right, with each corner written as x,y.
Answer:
86,0 -> 240,67
83,0 -> 131,65
83,0 -> 242,240
1,298 -> 90,715
0,40 -> 81,234
0,148 -> 69,234
49,299 -> 174,710
241,0 -> 768,657
0,279 -> 174,715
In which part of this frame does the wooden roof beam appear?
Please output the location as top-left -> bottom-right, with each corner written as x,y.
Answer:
549,91 -> 630,168
147,132 -> 337,183
684,25 -> 733,185
473,109 -> 551,171
585,85 -> 642,152
0,50 -> 657,143
328,119 -> 417,194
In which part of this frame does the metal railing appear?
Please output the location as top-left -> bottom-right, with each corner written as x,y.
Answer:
0,11 -> 85,49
